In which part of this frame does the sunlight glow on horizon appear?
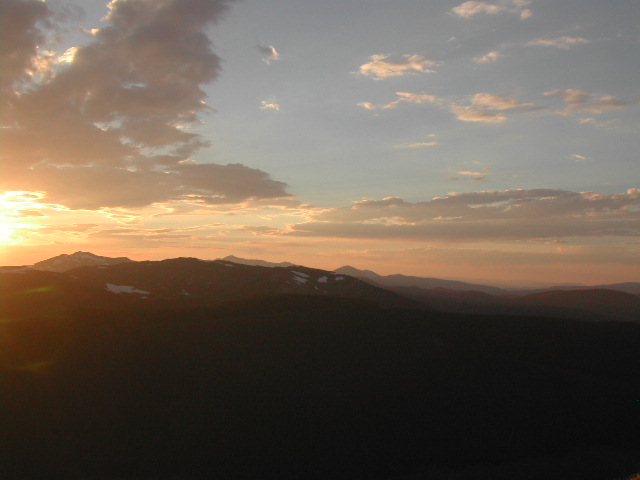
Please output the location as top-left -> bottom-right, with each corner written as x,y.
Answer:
0,191 -> 60,246
0,0 -> 638,284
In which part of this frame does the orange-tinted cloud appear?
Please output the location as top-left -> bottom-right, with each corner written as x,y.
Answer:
452,0 -> 532,20
358,54 -> 436,80
473,51 -> 502,63
527,36 -> 590,49
450,93 -> 533,123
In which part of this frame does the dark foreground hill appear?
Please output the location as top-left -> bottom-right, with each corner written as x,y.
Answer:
1,288 -> 639,479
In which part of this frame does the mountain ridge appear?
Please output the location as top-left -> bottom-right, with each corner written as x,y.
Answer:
6,256 -> 421,311
335,265 -> 509,295
5,252 -> 638,323
32,251 -> 133,272
335,264 -> 640,296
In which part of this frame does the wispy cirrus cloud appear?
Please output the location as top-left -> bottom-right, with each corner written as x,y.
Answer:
403,141 -> 439,148
452,0 -> 532,20
527,36 -> 590,49
358,91 -> 439,111
570,154 -> 590,162
358,54 -> 437,80
396,134 -> 439,149
359,91 -> 533,124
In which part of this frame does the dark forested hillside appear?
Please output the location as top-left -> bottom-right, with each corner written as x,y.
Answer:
1,290 -> 639,479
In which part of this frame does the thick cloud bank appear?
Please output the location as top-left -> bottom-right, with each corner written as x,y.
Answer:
290,189 -> 640,241
0,0 -> 289,209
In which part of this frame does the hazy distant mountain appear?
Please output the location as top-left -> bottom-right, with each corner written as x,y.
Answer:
514,288 -> 640,322
335,265 -> 508,295
392,285 -> 640,323
545,282 -> 640,295
220,255 -> 297,268
33,251 -> 133,272
335,265 -> 640,298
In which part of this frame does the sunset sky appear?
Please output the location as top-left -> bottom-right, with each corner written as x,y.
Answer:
1,0 -> 638,286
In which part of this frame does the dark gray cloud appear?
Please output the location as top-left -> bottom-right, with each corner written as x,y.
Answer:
2,162 -> 288,210
0,0 -> 290,209
0,0 -> 50,105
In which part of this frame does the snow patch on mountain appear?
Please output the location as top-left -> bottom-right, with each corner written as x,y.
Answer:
105,283 -> 150,295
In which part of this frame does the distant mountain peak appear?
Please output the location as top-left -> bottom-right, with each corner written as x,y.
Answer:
221,255 -> 297,268
33,251 -> 133,272
335,265 -> 509,295
334,265 -> 382,279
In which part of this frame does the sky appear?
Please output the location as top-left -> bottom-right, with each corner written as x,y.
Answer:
0,0 -> 639,286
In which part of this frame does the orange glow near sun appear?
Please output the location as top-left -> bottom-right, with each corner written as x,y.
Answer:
0,191 -> 45,245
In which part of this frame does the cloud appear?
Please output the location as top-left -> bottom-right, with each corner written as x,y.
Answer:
402,142 -> 439,148
473,51 -> 502,63
358,54 -> 436,80
448,106 -> 505,124
359,91 -> 532,123
527,36 -> 590,49
452,1 -> 531,20
0,0 -> 294,210
258,43 -> 280,63
471,93 -> 533,110
0,0 -> 51,97
544,89 -> 629,114
450,93 -> 533,123
360,91 -> 439,111
285,188 -> 640,242
452,1 -> 504,17
357,101 -> 376,111
570,154 -> 590,162
578,117 -> 621,129
260,99 -> 281,111
0,162 -> 289,210
457,168 -> 490,181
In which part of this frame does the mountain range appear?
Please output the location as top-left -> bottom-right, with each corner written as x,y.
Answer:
1,251 -> 639,479
3,251 -> 637,323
